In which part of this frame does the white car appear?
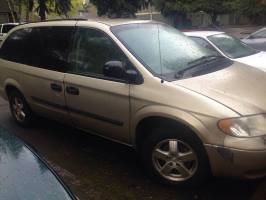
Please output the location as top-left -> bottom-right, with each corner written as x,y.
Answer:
0,23 -> 19,43
184,31 -> 266,72
242,27 -> 266,51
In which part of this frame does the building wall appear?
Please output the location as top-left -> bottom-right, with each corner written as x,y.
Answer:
0,0 -> 12,23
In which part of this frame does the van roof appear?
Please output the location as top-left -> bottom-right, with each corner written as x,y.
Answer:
21,19 -> 152,27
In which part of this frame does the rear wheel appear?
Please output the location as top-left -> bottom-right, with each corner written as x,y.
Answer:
141,127 -> 210,187
8,90 -> 33,127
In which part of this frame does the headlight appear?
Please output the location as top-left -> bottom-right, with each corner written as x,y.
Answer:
218,114 -> 266,137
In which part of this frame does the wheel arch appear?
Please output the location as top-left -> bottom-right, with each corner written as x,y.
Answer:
132,106 -> 210,151
4,78 -> 25,99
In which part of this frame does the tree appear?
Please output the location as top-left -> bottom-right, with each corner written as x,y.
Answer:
153,0 -> 232,26
90,0 -> 142,18
190,0 -> 231,25
18,0 -> 72,21
225,0 -> 266,24
153,0 -> 194,27
153,0 -> 192,16
38,0 -> 72,20
239,0 -> 266,22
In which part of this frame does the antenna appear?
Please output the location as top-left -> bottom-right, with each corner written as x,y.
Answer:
157,24 -> 164,83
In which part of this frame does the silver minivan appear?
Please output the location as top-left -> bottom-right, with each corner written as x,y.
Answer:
0,19 -> 265,187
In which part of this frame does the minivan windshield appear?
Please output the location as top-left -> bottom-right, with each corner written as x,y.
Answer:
111,23 -> 227,80
208,33 -> 258,58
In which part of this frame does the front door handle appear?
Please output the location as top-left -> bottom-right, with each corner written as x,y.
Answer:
66,86 -> 79,95
50,83 -> 62,92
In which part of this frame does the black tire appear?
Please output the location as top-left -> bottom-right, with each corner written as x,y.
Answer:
141,126 -> 210,187
8,89 -> 33,127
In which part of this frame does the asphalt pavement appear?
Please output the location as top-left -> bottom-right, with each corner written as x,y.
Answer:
0,97 -> 265,200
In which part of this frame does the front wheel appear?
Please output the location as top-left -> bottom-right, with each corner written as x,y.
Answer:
141,127 -> 210,187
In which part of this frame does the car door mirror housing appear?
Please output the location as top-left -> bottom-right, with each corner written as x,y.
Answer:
103,61 -> 143,84
103,61 -> 125,79
125,69 -> 138,84
248,35 -> 255,39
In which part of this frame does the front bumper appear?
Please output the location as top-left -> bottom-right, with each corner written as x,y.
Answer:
205,143 -> 266,179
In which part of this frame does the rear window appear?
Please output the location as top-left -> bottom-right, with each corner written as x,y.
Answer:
0,26 -> 74,72
2,24 -> 17,33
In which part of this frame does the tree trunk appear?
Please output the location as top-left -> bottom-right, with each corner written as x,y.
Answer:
5,0 -> 16,22
26,0 -> 32,22
39,0 -> 46,21
211,13 -> 218,26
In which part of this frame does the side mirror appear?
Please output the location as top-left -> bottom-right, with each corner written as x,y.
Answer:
103,60 -> 141,84
125,69 -> 138,84
248,35 -> 255,39
103,61 -> 125,79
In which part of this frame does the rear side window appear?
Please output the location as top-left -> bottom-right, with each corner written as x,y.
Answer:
38,26 -> 74,72
2,24 -> 17,33
0,28 -> 42,66
0,26 -> 74,72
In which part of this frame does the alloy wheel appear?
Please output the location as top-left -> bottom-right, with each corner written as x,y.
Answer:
12,96 -> 26,122
152,139 -> 198,182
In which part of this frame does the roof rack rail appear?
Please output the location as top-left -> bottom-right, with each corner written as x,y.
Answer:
21,18 -> 88,25
43,18 -> 88,22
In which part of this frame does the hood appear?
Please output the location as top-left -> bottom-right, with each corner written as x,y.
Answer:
234,52 -> 266,72
0,127 -> 75,199
174,62 -> 266,115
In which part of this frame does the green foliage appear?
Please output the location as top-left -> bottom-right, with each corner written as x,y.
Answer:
238,0 -> 266,20
90,0 -> 142,18
153,0 -> 193,16
54,0 -> 72,17
35,0 -> 72,20
191,0 -> 230,15
14,0 -> 72,20
154,0 -> 266,24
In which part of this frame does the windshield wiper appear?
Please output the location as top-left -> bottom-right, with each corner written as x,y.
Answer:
187,55 -> 224,66
175,55 -> 224,79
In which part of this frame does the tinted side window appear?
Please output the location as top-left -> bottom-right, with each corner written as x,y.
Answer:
0,28 -> 41,66
69,28 -> 126,77
2,25 -> 17,33
39,26 -> 74,72
0,26 -> 74,73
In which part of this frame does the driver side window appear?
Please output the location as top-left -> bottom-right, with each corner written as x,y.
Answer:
69,27 -> 127,78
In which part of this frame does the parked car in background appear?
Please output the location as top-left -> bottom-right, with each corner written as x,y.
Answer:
0,23 -> 19,43
184,31 -> 266,72
242,27 -> 266,51
0,126 -> 77,200
0,20 -> 265,187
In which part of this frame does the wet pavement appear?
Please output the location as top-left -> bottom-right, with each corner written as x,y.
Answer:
0,97 -> 265,200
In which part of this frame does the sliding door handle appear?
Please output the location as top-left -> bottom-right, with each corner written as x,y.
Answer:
66,86 -> 79,95
50,83 -> 62,92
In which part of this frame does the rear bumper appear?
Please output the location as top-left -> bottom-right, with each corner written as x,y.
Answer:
205,144 -> 266,179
